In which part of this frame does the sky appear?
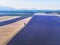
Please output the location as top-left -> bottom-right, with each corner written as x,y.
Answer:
0,0 -> 60,10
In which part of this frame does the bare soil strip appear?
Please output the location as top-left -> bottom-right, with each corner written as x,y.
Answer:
0,16 -> 32,45
0,16 -> 20,22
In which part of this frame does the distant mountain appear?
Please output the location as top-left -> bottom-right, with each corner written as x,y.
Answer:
0,6 -> 17,11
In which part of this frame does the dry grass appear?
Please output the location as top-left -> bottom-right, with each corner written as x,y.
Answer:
0,16 -> 32,45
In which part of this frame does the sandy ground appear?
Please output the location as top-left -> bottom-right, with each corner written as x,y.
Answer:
0,16 -> 32,45
0,16 -> 20,22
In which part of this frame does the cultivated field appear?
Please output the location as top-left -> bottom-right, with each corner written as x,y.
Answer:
1,13 -> 60,45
